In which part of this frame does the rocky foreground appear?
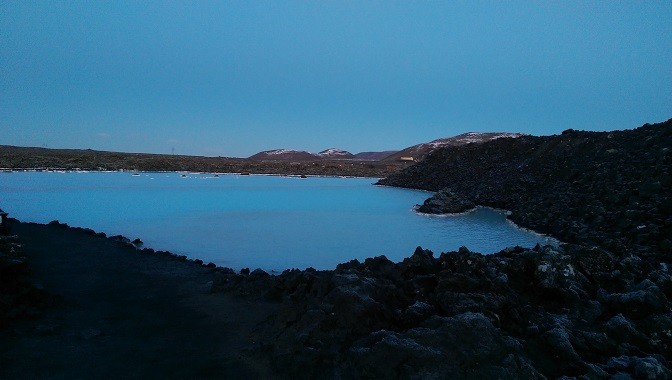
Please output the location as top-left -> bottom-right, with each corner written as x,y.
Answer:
214,119 -> 672,378
217,244 -> 670,378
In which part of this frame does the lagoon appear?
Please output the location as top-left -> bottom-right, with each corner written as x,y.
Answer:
0,172 -> 556,271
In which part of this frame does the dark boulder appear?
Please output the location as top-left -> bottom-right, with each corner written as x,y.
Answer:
600,280 -> 668,319
605,356 -> 671,379
344,313 -> 543,379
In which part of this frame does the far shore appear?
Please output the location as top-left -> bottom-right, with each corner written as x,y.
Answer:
0,144 -> 412,178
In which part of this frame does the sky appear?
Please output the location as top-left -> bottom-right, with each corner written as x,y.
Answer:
1,1 -> 671,158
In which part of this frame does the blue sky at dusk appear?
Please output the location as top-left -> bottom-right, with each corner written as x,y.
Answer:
1,1 -> 671,157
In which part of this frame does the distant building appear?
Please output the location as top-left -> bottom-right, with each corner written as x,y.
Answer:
400,157 -> 414,161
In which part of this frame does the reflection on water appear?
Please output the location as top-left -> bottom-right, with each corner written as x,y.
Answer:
0,172 -> 556,271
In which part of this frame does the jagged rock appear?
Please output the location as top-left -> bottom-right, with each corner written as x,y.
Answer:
397,300 -> 436,328
606,356 -> 671,379
532,327 -> 586,374
345,313 -> 542,378
600,280 -> 668,319
210,239 -> 672,378
605,314 -> 647,345
400,247 -> 438,276
109,235 -> 130,244
250,268 -> 269,276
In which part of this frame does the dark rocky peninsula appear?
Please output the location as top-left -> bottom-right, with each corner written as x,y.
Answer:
378,119 -> 672,259
2,119 -> 671,378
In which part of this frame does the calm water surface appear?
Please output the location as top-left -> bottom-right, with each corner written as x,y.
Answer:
0,172 -> 555,271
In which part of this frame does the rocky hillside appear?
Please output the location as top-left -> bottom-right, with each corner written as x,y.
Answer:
353,150 -> 398,161
248,148 -> 358,161
379,119 -> 672,258
382,132 -> 525,162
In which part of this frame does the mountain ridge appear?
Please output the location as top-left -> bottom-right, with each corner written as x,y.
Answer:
246,131 -> 526,162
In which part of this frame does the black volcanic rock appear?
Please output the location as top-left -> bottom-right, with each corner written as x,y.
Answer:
378,118 -> 672,258
215,243 -> 672,378
417,187 -> 475,214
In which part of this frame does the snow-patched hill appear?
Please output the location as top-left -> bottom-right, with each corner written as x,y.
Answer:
248,148 -> 355,161
317,148 -> 355,159
383,132 -> 525,162
248,149 -> 320,161
247,132 -> 524,162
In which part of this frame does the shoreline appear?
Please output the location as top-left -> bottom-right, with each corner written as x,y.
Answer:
0,144 -> 407,179
413,204 -> 562,246
4,216 -> 671,378
0,168 -> 382,181
1,173 -> 553,272
9,214 -> 557,275
21,218 -> 244,272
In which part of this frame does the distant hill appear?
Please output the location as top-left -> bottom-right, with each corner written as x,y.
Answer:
248,149 -> 319,161
0,145 -> 397,177
249,148 -> 358,161
353,151 -> 398,161
382,132 -> 525,162
317,148 -> 355,159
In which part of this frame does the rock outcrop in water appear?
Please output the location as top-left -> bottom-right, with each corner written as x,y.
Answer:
416,188 -> 475,214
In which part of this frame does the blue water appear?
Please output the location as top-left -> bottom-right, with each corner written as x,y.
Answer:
0,172 -> 556,271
